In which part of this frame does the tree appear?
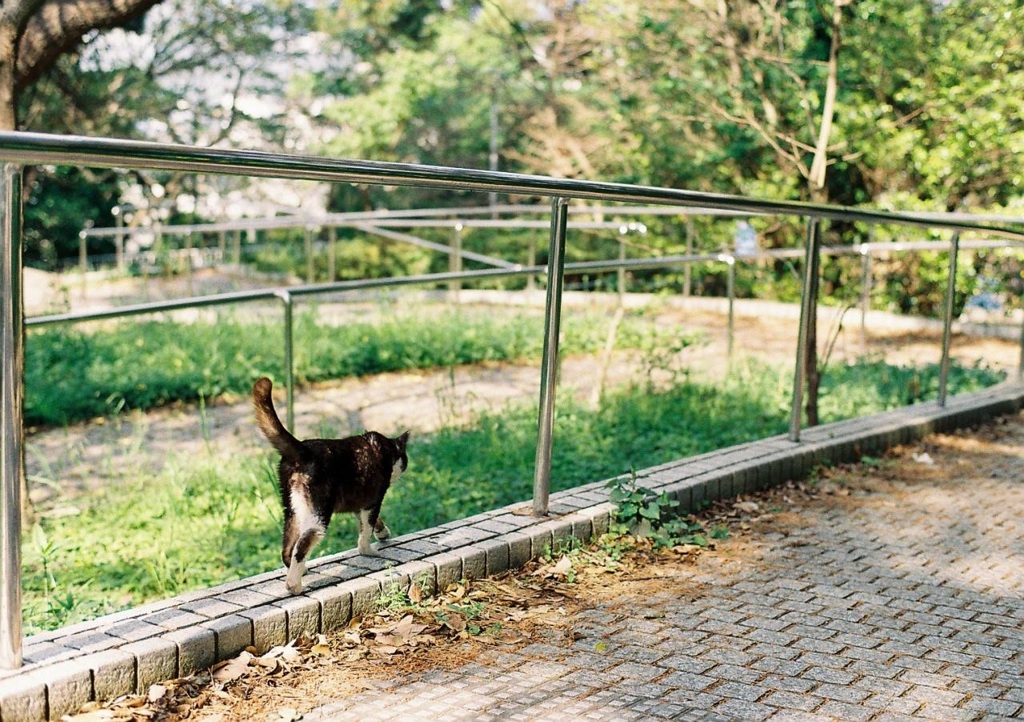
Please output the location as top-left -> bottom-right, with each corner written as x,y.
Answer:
15,0 -> 310,266
0,0 -> 166,131
620,0 -> 854,425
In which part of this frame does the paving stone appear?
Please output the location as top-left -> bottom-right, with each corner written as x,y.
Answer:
84,648 -> 137,703
431,551 -> 464,591
20,640 -> 78,668
505,531 -> 534,569
145,608 -> 211,632
275,593 -> 322,639
0,669 -> 47,722
122,636 -> 178,692
105,618 -> 165,643
179,597 -> 246,619
459,544 -> 487,581
202,614 -> 253,660
60,631 -> 120,654
238,604 -> 288,653
164,626 -> 217,676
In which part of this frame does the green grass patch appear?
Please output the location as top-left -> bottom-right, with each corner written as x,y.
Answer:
26,305 -> 692,427
21,356 -> 1003,633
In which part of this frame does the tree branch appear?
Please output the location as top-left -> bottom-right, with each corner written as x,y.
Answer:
15,0 -> 165,92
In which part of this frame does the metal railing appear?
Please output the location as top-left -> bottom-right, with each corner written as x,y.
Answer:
4,131 -> 1024,670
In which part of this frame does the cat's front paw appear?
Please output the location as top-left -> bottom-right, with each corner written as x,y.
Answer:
373,522 -> 391,542
358,543 -> 382,557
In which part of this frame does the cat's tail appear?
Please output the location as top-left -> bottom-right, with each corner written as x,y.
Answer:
252,377 -> 307,462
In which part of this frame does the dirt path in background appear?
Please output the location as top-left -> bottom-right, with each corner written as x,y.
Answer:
23,277 -> 1023,510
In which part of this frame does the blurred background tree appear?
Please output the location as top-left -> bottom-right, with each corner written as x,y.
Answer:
8,0 -> 1023,319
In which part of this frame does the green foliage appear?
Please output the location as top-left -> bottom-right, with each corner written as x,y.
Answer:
818,358 -> 1004,420
605,471 -> 721,549
24,307 -> 693,427
22,453 -> 281,633
23,167 -> 120,268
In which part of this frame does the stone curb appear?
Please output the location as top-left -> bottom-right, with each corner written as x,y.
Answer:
2,383 -> 1022,721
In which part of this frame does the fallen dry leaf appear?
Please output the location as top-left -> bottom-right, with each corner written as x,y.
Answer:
212,651 -> 253,683
551,556 -> 573,577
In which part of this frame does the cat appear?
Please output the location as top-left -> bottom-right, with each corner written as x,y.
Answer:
252,377 -> 409,595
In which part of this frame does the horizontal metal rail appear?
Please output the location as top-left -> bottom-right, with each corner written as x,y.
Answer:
3,132 -> 1024,240
78,205 -> 753,239
25,254 -> 729,328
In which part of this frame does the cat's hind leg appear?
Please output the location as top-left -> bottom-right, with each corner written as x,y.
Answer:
287,526 -> 324,594
357,508 -> 382,556
372,502 -> 391,542
286,488 -> 325,594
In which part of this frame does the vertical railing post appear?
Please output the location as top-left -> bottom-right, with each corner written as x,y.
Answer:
684,218 -> 695,298
185,232 -> 194,297
113,206 -> 125,271
526,236 -> 537,292
616,228 -> 628,302
532,197 -> 570,516
304,225 -> 315,283
859,243 -> 871,356
328,226 -> 337,281
276,290 -> 295,432
790,218 -> 821,442
449,223 -> 463,299
1,162 -> 24,670
78,229 -> 88,299
724,254 -> 736,358
1018,305 -> 1024,382
938,232 -> 961,407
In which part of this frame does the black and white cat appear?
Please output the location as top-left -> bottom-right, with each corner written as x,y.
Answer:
252,377 -> 409,594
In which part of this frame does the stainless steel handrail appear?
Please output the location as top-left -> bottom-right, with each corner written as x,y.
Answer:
5,130 -> 1024,671
3,131 -> 1024,239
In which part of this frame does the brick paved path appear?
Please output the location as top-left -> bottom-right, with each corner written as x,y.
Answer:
307,420 -> 1024,722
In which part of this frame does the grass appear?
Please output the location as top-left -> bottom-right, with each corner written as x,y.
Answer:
24,304 -> 693,428
20,353 -> 1004,633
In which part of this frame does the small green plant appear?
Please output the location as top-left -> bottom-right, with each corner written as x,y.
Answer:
606,471 -> 679,534
447,599 -> 485,620
605,471 -> 712,548
710,524 -> 730,540
377,582 -> 412,613
541,537 -> 583,562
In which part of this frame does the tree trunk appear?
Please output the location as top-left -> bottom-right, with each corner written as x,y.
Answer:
0,21 -> 18,130
802,1 -> 845,428
804,262 -> 821,428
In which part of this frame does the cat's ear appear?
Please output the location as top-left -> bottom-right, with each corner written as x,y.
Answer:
396,430 -> 410,448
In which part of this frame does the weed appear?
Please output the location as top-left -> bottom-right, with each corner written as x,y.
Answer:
606,471 -> 678,535
605,472 -> 711,548
377,582 -> 412,613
